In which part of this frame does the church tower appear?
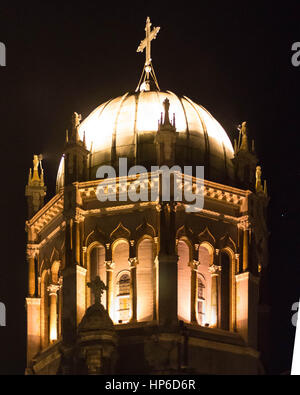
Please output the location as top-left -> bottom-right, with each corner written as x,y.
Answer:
25,17 -> 270,375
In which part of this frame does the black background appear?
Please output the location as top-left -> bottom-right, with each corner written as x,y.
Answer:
0,0 -> 299,374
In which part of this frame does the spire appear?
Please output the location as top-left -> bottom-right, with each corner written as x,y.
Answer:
65,129 -> 69,144
264,179 -> 268,196
28,168 -> 32,184
234,138 -> 237,154
158,98 -> 176,131
25,154 -> 47,218
83,130 -> 86,149
31,154 -> 40,182
136,17 -> 160,92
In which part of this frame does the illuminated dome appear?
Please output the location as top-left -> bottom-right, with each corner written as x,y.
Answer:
56,90 -> 234,189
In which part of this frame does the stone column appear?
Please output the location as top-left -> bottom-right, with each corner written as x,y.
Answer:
235,253 -> 240,274
129,257 -> 138,322
105,260 -> 114,321
208,263 -> 222,328
153,237 -> 159,321
243,228 -> 249,272
47,283 -> 60,342
26,297 -> 41,366
157,202 -> 178,326
190,259 -> 199,324
74,211 -> 84,265
236,271 -> 260,347
27,246 -> 38,297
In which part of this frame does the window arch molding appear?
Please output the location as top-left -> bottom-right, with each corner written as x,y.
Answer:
176,236 -> 193,264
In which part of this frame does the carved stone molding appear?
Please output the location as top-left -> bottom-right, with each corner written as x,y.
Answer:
110,222 -> 131,241
198,226 -> 216,247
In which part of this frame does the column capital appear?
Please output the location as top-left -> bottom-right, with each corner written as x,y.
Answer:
105,260 -> 115,271
190,259 -> 200,270
156,203 -> 162,212
47,283 -> 61,296
238,216 -> 252,231
27,244 -> 39,259
82,246 -> 87,253
129,257 -> 138,268
74,208 -> 85,223
208,264 -> 222,274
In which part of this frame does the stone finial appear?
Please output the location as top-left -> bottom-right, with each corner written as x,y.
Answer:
71,112 -> 82,142
72,112 -> 82,129
239,121 -> 249,151
87,276 -> 107,305
163,98 -> 170,123
255,165 -> 263,193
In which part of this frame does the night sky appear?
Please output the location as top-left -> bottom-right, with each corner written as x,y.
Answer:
0,1 -> 299,374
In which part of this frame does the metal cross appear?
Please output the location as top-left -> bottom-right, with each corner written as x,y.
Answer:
137,16 -> 160,67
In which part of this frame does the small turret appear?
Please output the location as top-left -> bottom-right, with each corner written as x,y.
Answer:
155,98 -> 177,166
25,154 -> 47,218
63,112 -> 90,186
232,122 -> 258,190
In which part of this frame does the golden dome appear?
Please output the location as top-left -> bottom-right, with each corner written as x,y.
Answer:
57,90 -> 234,190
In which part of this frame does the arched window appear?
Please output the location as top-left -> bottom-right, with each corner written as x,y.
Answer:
117,272 -> 131,323
197,274 -> 206,326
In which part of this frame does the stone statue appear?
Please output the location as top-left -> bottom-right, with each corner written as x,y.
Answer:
87,276 -> 107,305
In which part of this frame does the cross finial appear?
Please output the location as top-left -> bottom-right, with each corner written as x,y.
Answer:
87,276 -> 107,305
136,17 -> 160,91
